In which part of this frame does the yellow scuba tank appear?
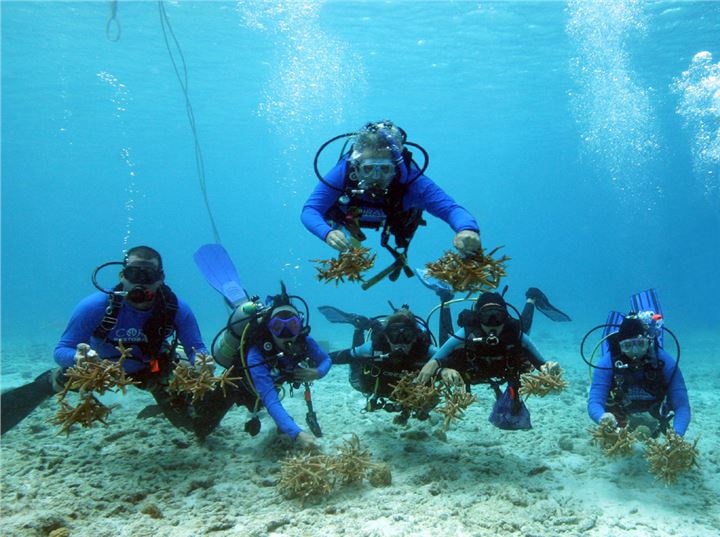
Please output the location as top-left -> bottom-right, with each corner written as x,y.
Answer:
214,299 -> 265,368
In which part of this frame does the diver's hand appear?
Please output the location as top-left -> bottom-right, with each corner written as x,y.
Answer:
326,230 -> 351,251
599,412 -> 618,428
440,368 -> 464,387
296,431 -> 319,450
453,230 -> 481,255
293,368 -> 320,382
74,343 -> 98,364
416,360 -> 440,384
541,361 -> 560,375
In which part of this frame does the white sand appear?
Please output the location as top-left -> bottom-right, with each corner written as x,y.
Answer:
1,334 -> 718,537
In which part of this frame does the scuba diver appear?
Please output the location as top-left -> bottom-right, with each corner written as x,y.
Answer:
319,305 -> 437,423
1,246 -> 211,437
584,289 -> 690,437
415,290 -> 562,430
415,268 -> 571,346
193,245 -> 330,450
302,120 -> 481,288
237,286 -> 331,450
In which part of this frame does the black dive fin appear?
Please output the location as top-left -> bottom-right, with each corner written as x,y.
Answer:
1,369 -> 55,435
526,287 -> 571,322
317,306 -> 370,329
136,404 -> 165,419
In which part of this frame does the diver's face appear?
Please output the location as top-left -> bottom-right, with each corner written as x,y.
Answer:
120,255 -> 164,308
355,149 -> 395,190
481,323 -> 504,335
619,337 -> 651,360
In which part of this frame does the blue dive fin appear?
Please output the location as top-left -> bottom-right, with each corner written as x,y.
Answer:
630,288 -> 664,347
193,244 -> 248,307
601,310 -> 625,356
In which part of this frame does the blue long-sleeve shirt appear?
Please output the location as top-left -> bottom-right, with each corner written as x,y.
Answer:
587,348 -> 691,435
54,291 -> 207,373
348,340 -> 438,360
431,327 -> 546,370
247,336 -> 332,439
301,156 -> 479,241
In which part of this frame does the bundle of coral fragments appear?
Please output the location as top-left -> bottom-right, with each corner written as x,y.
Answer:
312,244 -> 510,292
52,346 -> 240,435
389,371 -> 477,431
278,434 -> 392,501
590,421 -> 700,483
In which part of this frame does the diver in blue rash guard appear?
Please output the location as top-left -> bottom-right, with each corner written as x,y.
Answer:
1,246 -> 217,437
415,291 -> 562,430
302,120 -> 481,286
588,315 -> 691,437
239,289 -> 331,450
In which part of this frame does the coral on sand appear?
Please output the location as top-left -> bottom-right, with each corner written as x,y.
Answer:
50,395 -> 116,436
278,434 -> 391,500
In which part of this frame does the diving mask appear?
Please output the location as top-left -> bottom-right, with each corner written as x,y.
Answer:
619,337 -> 651,359
268,314 -> 303,339
355,158 -> 395,190
123,263 -> 163,285
385,323 -> 418,353
477,304 -> 507,327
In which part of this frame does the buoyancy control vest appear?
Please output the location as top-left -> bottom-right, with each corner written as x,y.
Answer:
326,150 -> 426,250
92,284 -> 179,373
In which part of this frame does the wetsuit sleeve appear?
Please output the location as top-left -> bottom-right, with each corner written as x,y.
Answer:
175,299 -> 208,365
53,293 -> 108,368
520,334 -> 546,369
350,340 -> 374,359
247,345 -> 302,439
406,175 -> 479,233
587,353 -> 614,423
660,350 -> 691,435
300,160 -> 347,241
433,329 -> 465,365
306,337 -> 332,378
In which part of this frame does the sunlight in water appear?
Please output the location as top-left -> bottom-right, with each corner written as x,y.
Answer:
236,0 -> 366,136
672,51 -> 720,199
566,0 -> 659,195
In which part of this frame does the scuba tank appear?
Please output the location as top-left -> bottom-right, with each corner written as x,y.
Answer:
214,298 -> 265,368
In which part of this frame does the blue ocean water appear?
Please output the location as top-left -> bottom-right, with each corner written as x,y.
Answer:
2,1 -> 719,362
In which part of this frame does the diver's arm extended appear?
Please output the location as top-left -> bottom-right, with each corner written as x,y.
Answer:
406,174 -> 479,233
520,333 -> 546,370
174,299 -> 209,365
660,350 -> 691,436
300,159 -> 347,241
53,293 -> 109,368
247,346 -> 302,439
587,353 -> 614,423
306,337 -> 332,378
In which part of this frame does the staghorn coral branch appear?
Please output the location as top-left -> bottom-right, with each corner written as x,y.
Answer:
590,422 -> 639,457
644,431 -> 700,484
311,247 -> 376,285
425,246 -> 510,293
519,367 -> 568,398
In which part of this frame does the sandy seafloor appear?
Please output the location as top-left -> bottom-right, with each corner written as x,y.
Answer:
1,329 -> 719,537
